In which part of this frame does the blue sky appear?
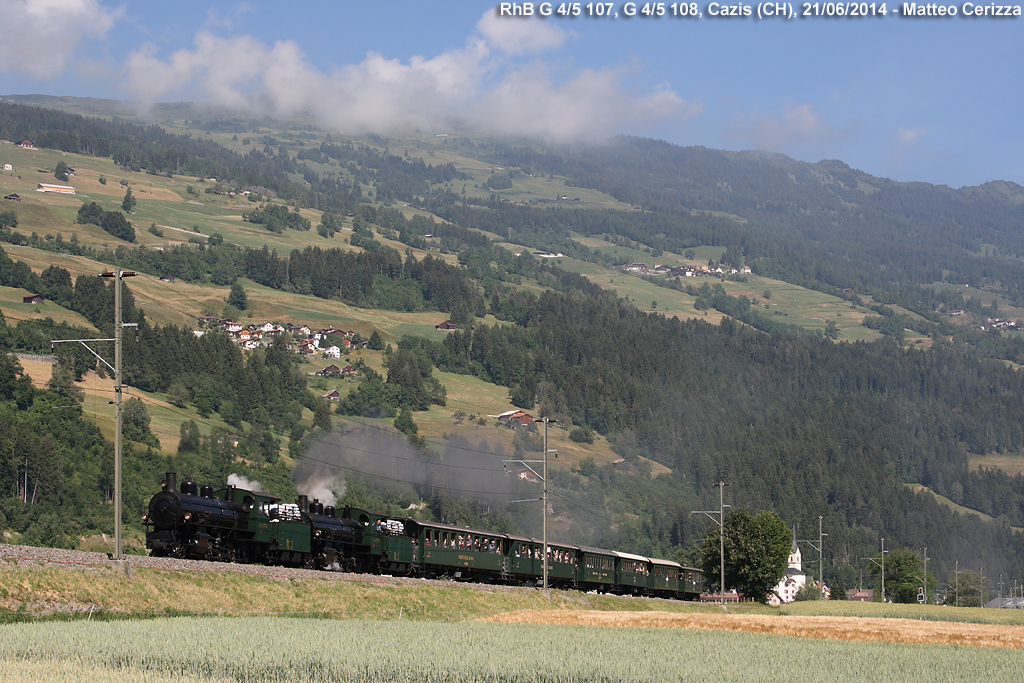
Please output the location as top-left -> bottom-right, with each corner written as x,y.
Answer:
0,0 -> 1020,188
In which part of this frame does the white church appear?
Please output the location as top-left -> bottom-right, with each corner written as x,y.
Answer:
769,530 -> 829,605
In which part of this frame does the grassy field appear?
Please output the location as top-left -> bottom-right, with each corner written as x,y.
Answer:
0,561 -> 734,620
2,616 -> 1023,683
904,484 -> 1024,532
491,608 -> 1024,647
970,453 -> 1024,476
2,140 -> 891,347
781,599 -> 1024,625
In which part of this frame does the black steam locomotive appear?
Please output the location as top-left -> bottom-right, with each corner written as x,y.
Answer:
145,472 -> 704,598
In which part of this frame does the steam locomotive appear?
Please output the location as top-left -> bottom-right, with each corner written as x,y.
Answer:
144,472 -> 704,599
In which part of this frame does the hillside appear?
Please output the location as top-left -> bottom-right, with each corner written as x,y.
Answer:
2,99 -> 1024,596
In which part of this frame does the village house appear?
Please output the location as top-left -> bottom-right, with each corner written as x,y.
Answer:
323,346 -> 341,359
316,364 -> 342,377
846,588 -> 874,602
435,320 -> 458,331
316,327 -> 342,339
490,409 -> 534,429
741,265 -> 752,274
341,364 -> 356,376
22,293 -> 44,305
320,389 -> 341,401
18,140 -> 34,149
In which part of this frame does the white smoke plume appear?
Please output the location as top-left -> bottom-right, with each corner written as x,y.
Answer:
297,472 -> 340,508
227,473 -> 263,491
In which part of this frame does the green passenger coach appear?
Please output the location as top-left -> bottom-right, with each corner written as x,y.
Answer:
578,546 -> 618,592
649,558 -> 682,594
416,520 -> 506,580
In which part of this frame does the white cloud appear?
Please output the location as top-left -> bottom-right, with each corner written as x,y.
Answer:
0,0 -> 121,78
897,125 -> 928,145
476,9 -> 568,54
727,103 -> 845,151
122,18 -> 691,142
474,66 -> 699,142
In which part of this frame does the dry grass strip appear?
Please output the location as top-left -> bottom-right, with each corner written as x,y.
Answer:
484,610 -> 1024,649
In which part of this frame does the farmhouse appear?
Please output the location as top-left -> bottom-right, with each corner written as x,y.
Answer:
320,389 -> 341,400
18,140 -> 34,149
490,409 -> 534,428
36,183 -> 76,195
435,320 -> 458,331
846,588 -> 874,602
22,293 -> 45,304
3,193 -> 20,201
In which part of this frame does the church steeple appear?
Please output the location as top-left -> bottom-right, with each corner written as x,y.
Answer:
788,525 -> 802,571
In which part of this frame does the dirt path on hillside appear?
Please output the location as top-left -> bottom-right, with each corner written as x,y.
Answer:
484,610 -> 1024,649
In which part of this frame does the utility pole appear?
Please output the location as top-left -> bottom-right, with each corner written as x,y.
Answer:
693,482 -> 730,606
538,417 -> 552,591
863,538 -> 887,603
797,516 -> 827,598
922,548 -> 929,605
881,538 -> 886,603
819,517 -> 825,598
52,269 -> 136,567
955,560 -> 959,607
504,418 -> 557,591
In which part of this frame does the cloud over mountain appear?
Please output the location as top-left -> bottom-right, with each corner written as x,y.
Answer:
119,11 -> 694,142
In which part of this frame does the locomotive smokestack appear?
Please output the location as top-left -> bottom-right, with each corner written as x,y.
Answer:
297,495 -> 308,512
164,472 -> 177,491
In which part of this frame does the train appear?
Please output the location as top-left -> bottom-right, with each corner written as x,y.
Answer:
144,472 -> 704,599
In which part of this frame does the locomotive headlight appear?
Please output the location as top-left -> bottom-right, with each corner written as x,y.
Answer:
183,512 -> 192,521
142,514 -> 149,523
314,530 -> 322,537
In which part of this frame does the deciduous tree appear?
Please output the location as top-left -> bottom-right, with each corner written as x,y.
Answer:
700,509 -> 790,603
